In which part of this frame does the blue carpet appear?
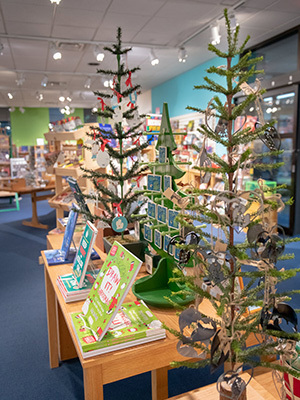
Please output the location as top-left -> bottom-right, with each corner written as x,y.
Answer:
1,195 -> 300,399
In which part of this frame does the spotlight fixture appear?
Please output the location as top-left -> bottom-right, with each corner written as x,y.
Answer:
0,42 -> 4,56
211,23 -> 221,45
94,45 -> 105,62
19,107 -> 25,114
16,73 -> 25,86
59,95 -> 65,102
150,49 -> 159,66
7,92 -> 13,100
104,79 -> 113,88
84,76 -> 92,89
41,75 -> 48,87
50,0 -> 62,4
50,42 -> 62,60
178,47 -> 187,63
66,96 -> 72,102
92,106 -> 98,113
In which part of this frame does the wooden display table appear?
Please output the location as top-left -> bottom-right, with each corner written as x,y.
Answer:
42,234 -> 262,400
168,371 -> 277,400
4,183 -> 55,229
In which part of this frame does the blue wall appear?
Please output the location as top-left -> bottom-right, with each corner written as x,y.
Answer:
152,56 -> 235,117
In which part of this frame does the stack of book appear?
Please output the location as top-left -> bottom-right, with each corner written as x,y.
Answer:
56,270 -> 99,303
70,241 -> 166,358
71,300 -> 165,358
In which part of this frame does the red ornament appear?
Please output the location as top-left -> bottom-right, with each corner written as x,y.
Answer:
97,97 -> 106,111
125,71 -> 132,88
113,200 -> 123,216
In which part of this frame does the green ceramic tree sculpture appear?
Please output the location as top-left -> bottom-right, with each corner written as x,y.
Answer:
132,103 -> 195,308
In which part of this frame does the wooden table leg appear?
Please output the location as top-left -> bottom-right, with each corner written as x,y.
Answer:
22,191 -> 49,229
57,305 -> 77,361
83,365 -> 104,400
151,367 -> 169,400
44,265 -> 59,368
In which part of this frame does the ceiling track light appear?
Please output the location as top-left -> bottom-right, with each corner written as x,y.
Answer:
59,95 -> 65,102
50,0 -> 62,4
94,45 -> 104,62
7,92 -> 13,99
150,49 -> 159,66
178,47 -> 187,63
84,76 -> 92,89
211,23 -> 221,45
36,92 -> 43,101
41,75 -> 48,87
103,79 -> 113,88
50,42 -> 62,60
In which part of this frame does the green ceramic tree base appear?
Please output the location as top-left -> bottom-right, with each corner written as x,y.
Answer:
132,257 -> 194,308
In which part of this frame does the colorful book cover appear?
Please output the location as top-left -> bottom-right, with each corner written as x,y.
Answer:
71,300 -> 165,356
44,204 -> 79,265
72,221 -> 98,288
81,241 -> 143,341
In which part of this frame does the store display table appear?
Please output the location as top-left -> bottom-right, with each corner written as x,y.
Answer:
5,183 -> 55,229
42,234 -> 261,400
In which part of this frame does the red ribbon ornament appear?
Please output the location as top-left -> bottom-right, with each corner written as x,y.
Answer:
113,89 -> 123,103
97,97 -> 106,111
133,136 -> 141,146
125,71 -> 132,88
113,200 -> 123,216
100,138 -> 109,152
127,101 -> 135,109
135,175 -> 142,187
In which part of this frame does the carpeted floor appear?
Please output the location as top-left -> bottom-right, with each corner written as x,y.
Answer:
1,194 -> 299,399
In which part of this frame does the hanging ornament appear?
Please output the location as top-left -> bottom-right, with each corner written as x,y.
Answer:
96,150 -> 110,168
125,71 -> 133,88
112,215 -> 128,233
113,107 -> 123,123
91,142 -> 99,159
97,97 -> 107,111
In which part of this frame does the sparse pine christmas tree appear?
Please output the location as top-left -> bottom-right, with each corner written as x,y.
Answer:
81,28 -> 149,238
165,8 -> 300,397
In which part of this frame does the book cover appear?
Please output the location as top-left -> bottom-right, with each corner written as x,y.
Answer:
44,204 -> 79,265
72,221 -> 98,288
82,241 -> 143,341
71,300 -> 165,357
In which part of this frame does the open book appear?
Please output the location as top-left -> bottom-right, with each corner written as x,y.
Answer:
71,300 -> 165,358
70,241 -> 165,357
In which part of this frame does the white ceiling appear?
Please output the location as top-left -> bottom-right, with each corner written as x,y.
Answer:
0,0 -> 299,109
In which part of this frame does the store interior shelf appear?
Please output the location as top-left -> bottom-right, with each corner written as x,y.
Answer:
44,126 -> 87,142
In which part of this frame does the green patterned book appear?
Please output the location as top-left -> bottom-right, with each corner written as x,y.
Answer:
71,300 -> 165,358
81,241 -> 143,341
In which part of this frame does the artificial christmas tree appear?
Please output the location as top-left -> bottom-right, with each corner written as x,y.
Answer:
164,9 -> 300,399
80,28 -> 150,255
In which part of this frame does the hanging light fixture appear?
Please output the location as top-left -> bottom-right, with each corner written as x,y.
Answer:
41,75 -> 48,87
150,49 -> 159,66
211,23 -> 221,45
84,76 -> 92,89
51,42 -> 62,60
94,45 -> 104,62
178,47 -> 188,63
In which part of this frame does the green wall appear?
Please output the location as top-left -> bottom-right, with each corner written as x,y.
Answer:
11,107 -> 85,146
11,108 -> 50,147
